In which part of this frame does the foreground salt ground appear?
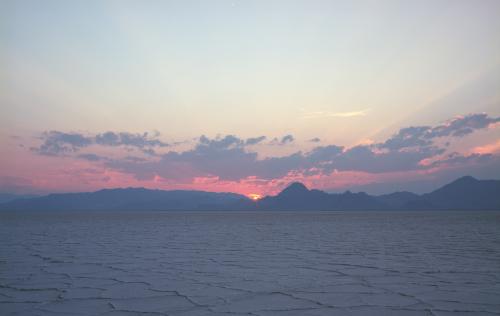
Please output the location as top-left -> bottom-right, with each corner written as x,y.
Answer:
1,211 -> 499,316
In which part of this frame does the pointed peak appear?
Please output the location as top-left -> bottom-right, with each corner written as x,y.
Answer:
433,176 -> 480,193
455,175 -> 477,182
278,182 -> 309,196
450,176 -> 478,185
287,182 -> 309,190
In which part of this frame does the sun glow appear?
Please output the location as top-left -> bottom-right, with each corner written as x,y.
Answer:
248,193 -> 262,201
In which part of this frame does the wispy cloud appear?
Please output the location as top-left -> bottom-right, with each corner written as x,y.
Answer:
302,109 -> 370,119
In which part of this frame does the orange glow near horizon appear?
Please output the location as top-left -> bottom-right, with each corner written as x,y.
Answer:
248,193 -> 262,201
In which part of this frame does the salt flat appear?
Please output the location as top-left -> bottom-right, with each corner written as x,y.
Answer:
1,211 -> 499,316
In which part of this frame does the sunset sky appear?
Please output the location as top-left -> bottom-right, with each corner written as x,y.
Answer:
1,0 -> 500,197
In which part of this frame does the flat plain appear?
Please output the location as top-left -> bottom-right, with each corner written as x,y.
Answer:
1,210 -> 499,315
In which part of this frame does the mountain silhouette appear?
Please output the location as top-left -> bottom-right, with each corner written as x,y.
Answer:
0,188 -> 247,211
258,184 -> 386,211
376,191 -> 420,209
258,176 -> 499,211
0,193 -> 39,204
277,182 -> 309,197
417,176 -> 500,210
0,176 -> 499,211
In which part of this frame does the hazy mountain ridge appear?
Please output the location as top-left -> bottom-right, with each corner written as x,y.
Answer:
0,188 -> 247,211
418,176 -> 500,210
1,176 -> 499,211
0,193 -> 39,204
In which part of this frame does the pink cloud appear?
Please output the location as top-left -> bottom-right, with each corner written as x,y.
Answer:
3,113 -> 499,195
472,140 -> 500,155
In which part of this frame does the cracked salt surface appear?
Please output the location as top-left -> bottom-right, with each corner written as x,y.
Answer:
1,211 -> 499,316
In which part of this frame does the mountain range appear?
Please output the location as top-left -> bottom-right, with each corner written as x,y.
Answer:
0,193 -> 39,204
1,176 -> 499,211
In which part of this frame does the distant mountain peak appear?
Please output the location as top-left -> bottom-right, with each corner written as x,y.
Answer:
1,176 -> 498,211
438,176 -> 479,191
454,175 -> 478,183
278,182 -> 309,196
288,182 -> 308,189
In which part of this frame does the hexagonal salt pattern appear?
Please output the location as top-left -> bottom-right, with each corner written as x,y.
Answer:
1,210 -> 499,315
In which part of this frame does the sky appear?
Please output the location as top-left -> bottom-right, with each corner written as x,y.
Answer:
1,0 -> 500,197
